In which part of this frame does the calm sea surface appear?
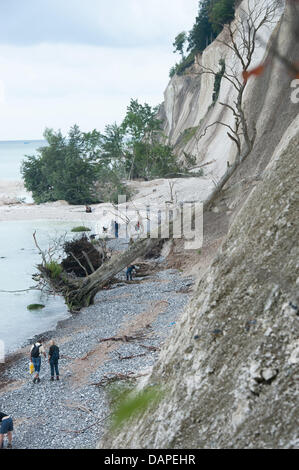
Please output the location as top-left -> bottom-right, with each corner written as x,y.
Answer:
0,141 -> 76,354
0,139 -> 45,180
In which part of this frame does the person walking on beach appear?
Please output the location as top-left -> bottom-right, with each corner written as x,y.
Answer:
30,340 -> 46,384
114,220 -> 119,239
48,340 -> 60,381
0,412 -> 13,449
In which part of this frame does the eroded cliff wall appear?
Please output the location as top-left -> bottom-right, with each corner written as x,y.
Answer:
159,0 -> 297,184
99,0 -> 299,449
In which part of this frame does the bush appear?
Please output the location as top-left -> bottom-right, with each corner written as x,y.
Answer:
45,261 -> 63,280
109,384 -> 164,430
169,52 -> 196,78
27,304 -> 45,311
212,59 -> 226,103
71,226 -> 91,233
21,126 -> 102,205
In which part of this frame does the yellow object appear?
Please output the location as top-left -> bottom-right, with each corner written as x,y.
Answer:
29,362 -> 34,374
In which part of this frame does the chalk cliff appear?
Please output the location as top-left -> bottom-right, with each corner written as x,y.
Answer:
99,0 -> 299,449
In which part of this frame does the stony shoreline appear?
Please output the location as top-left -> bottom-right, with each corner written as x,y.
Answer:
0,254 -> 194,449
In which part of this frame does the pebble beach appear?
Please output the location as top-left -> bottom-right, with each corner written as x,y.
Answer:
0,249 -> 194,449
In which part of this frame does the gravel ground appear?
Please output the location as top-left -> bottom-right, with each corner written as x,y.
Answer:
0,248 -> 194,449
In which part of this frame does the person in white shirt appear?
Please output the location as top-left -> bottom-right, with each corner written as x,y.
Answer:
30,341 -> 46,384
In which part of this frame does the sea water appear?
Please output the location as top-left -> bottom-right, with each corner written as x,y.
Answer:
0,220 -> 78,354
0,140 -> 45,180
0,141 -> 76,354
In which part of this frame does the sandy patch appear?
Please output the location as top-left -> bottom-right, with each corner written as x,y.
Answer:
67,299 -> 170,389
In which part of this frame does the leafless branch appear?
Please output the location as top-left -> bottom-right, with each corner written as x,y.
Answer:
70,251 -> 89,277
82,250 -> 95,273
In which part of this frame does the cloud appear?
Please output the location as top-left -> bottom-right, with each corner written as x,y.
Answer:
0,42 -> 177,139
0,1 -> 199,139
0,80 -> 5,103
0,0 -> 198,47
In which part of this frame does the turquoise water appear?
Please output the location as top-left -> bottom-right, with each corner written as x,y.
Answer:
0,140 -> 45,180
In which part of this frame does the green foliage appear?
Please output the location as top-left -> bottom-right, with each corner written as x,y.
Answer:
21,125 -> 129,205
109,384 -> 164,430
169,52 -> 196,78
173,31 -> 187,58
21,126 -> 101,205
71,226 -> 91,233
171,0 -> 236,62
121,99 -> 181,181
27,304 -> 45,311
170,0 -> 234,77
212,59 -> 226,103
209,0 -> 235,34
122,99 -> 161,142
22,100 -> 188,204
45,261 -> 63,280
188,0 -> 214,53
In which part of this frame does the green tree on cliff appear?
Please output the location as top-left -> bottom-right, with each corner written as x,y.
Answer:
187,0 -> 236,53
173,31 -> 187,59
121,99 -> 180,180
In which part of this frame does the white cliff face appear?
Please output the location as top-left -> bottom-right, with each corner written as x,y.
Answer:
98,0 -> 299,449
99,117 -> 299,451
160,0 -> 286,183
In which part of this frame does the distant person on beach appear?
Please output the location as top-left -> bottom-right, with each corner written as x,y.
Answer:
126,265 -> 136,281
48,340 -> 60,382
30,341 -> 46,384
0,412 -> 13,449
85,205 -> 92,213
114,220 -> 119,239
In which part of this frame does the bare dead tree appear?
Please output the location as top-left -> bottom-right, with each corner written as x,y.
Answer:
198,0 -> 282,163
185,0 -> 291,211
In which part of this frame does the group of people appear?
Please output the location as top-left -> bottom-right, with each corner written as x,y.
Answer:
30,339 -> 60,384
0,339 -> 60,449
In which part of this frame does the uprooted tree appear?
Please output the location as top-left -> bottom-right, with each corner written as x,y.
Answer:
34,235 -> 166,312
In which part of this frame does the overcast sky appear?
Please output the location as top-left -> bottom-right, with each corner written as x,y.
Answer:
0,0 -> 198,140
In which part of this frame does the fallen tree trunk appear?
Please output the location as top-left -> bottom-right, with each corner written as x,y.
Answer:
38,235 -> 165,311
68,236 -> 165,310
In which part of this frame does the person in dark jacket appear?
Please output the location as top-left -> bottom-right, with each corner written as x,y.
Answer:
114,220 -> 119,239
0,412 -> 13,449
126,265 -> 136,281
48,340 -> 60,381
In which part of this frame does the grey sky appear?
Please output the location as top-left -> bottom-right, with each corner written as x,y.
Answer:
0,0 -> 198,139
